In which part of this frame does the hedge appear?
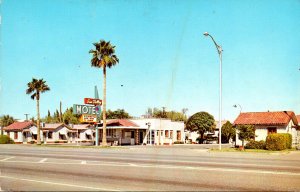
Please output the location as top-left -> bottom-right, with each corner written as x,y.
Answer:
0,135 -> 14,144
245,140 -> 266,149
266,133 -> 292,151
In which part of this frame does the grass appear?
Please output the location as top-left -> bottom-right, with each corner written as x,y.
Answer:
209,147 -> 297,153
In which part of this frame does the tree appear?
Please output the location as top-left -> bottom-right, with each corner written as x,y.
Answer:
221,121 -> 235,143
63,107 -> 80,124
185,112 -> 215,144
89,40 -> 119,146
26,78 -> 50,145
236,125 -> 256,147
106,109 -> 130,119
0,115 -> 15,135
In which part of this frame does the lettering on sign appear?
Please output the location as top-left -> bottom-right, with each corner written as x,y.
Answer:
84,98 -> 102,106
80,114 -> 97,123
73,104 -> 101,115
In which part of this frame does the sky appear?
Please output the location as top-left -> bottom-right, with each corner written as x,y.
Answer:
0,0 -> 300,122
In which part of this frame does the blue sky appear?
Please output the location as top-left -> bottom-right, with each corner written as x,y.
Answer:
1,0 -> 300,121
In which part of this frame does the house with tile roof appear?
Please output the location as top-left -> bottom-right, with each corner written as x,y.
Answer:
72,124 -> 95,142
3,121 -> 42,144
234,111 -> 300,146
41,123 -> 77,143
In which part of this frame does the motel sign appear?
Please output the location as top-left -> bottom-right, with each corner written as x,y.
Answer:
73,104 -> 101,115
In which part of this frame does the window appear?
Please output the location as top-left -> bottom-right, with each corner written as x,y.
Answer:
170,130 -> 173,138
268,127 -> 277,134
161,131 -> 163,136
14,132 -> 18,139
165,130 -> 169,138
177,131 -> 181,140
48,132 -> 53,139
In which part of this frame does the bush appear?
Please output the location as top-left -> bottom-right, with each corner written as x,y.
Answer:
245,140 -> 266,149
173,141 -> 184,144
266,133 -> 292,151
0,135 -> 14,144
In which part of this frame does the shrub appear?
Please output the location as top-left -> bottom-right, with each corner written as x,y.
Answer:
0,135 -> 14,144
245,140 -> 266,149
173,141 -> 184,144
266,133 -> 292,151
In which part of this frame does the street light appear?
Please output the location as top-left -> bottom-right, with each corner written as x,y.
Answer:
204,32 -> 223,150
233,104 -> 242,113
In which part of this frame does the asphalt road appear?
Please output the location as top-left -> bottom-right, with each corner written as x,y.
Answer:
0,144 -> 299,191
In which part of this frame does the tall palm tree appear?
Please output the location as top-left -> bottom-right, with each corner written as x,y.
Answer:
89,40 -> 119,146
26,78 -> 50,145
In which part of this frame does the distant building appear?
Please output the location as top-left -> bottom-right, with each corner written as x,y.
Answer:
234,111 -> 300,146
185,120 -> 228,144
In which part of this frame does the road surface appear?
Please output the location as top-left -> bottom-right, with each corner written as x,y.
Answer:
0,145 -> 299,191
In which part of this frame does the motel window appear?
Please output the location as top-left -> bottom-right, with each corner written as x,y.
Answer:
86,133 -> 91,140
268,127 -> 277,134
48,132 -> 53,139
165,130 -> 169,138
170,130 -> 173,138
14,132 -> 18,139
177,131 -> 181,140
107,129 -> 116,138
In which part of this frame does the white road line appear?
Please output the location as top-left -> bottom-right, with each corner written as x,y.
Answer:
81,161 -> 86,164
1,159 -> 300,176
38,158 -> 47,163
0,157 -> 15,161
0,175 -> 120,191
0,151 -> 292,169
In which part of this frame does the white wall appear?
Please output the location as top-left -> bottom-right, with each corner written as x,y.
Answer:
132,118 -> 185,145
235,120 -> 297,146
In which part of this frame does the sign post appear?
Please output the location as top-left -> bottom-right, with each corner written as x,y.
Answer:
72,86 -> 102,146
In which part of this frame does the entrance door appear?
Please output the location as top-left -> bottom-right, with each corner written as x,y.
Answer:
139,131 -> 144,144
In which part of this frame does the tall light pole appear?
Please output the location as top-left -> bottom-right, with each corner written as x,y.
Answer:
233,104 -> 242,113
204,32 -> 223,150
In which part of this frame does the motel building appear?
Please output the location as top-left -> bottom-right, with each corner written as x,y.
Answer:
97,118 -> 185,146
234,111 -> 300,146
2,121 -> 95,144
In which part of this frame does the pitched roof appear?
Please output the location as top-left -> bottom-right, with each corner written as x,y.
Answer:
234,111 -> 298,126
106,119 -> 139,127
42,123 -> 66,129
72,124 -> 94,130
4,121 -> 34,131
296,115 -> 300,125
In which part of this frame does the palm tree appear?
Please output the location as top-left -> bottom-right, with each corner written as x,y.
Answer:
89,40 -> 119,146
26,78 -> 50,145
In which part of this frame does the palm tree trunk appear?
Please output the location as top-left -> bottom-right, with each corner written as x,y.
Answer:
36,98 -> 41,145
102,66 -> 107,146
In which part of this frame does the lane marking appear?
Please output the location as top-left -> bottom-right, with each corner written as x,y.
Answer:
0,151 -> 297,169
38,158 -> 47,163
1,159 -> 300,176
0,157 -> 15,161
81,161 -> 86,164
0,175 -> 120,191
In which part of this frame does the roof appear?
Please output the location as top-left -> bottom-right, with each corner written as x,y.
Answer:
42,123 -> 65,129
106,119 -> 139,127
297,115 -> 300,125
72,124 -> 94,130
4,121 -> 34,131
234,111 -> 299,126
